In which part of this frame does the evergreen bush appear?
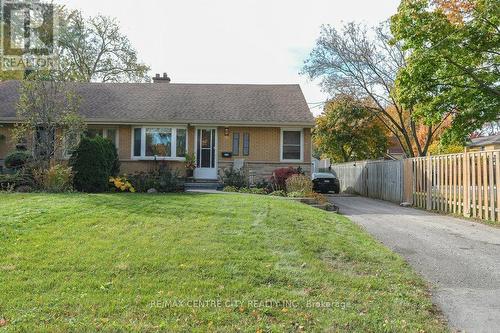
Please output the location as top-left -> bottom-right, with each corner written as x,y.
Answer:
70,136 -> 119,192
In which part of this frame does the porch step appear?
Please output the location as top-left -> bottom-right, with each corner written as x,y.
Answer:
185,182 -> 223,191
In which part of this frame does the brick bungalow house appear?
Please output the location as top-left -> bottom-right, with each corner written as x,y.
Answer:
0,77 -> 315,182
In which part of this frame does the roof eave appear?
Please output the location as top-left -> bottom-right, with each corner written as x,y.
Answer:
0,117 -> 315,128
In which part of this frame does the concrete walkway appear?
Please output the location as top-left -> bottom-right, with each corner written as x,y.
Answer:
330,196 -> 500,333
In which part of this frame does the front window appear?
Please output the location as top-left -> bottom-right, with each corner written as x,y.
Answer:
281,129 -> 302,161
146,128 -> 171,157
176,129 -> 187,157
63,131 -> 79,158
34,127 -> 55,159
133,127 -> 187,159
85,127 -> 119,148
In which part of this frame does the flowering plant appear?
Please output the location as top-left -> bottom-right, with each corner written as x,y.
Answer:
109,176 -> 136,192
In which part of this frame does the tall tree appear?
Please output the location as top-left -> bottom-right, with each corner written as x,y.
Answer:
314,95 -> 389,162
391,0 -> 500,144
302,22 -> 447,157
57,10 -> 150,82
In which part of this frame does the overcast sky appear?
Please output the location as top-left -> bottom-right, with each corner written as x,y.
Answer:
55,0 -> 400,115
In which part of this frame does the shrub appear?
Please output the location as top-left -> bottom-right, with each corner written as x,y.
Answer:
0,169 -> 35,191
269,190 -> 286,197
109,176 -> 135,192
237,187 -> 267,195
307,192 -> 328,204
222,167 -> 246,188
223,186 -> 238,192
70,136 -> 119,192
5,150 -> 31,169
129,167 -> 182,193
269,167 -> 300,191
33,164 -> 73,192
0,173 -> 21,191
254,178 -> 271,192
287,191 -> 306,198
248,187 -> 266,195
286,174 -> 313,194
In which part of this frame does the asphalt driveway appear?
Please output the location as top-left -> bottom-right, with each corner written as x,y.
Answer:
331,196 -> 500,333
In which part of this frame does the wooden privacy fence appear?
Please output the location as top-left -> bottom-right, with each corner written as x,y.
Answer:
331,150 -> 500,223
330,159 -> 403,203
407,150 -> 500,222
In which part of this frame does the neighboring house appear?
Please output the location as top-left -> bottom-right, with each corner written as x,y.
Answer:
467,134 -> 500,152
0,78 -> 314,181
385,135 -> 406,160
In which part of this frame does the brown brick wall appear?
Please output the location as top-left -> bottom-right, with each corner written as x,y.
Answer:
217,126 -> 311,163
0,124 -> 312,176
118,125 -> 131,159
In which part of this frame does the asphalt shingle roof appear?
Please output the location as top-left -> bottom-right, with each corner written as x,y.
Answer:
0,81 -> 314,126
468,134 -> 500,147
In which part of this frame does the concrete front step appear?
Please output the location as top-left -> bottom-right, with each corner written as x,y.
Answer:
185,182 -> 223,191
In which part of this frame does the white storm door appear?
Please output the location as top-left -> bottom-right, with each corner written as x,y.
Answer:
194,128 -> 217,179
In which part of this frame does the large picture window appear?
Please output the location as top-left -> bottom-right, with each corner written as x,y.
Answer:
281,129 -> 303,161
132,127 -> 187,160
146,128 -> 171,157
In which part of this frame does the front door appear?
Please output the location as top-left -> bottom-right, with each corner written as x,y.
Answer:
194,128 -> 217,179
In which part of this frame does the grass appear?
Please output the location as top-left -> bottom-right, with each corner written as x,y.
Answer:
0,193 -> 447,332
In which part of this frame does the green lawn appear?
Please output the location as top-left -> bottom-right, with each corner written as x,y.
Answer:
0,193 -> 446,332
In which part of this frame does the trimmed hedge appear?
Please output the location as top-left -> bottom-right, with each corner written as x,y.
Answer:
70,136 -> 120,192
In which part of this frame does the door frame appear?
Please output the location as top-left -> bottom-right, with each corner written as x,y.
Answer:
194,127 -> 218,180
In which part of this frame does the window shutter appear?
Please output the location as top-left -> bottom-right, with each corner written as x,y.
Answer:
243,133 -> 249,156
232,133 -> 240,156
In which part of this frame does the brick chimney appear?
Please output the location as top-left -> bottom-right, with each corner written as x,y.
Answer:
152,73 -> 171,83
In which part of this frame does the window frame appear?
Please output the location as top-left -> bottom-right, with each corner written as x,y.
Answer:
62,130 -> 79,160
84,127 -> 119,149
131,126 -> 188,161
63,127 -> 120,159
280,128 -> 304,162
103,128 -> 119,149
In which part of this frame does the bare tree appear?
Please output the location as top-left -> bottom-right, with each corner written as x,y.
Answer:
302,22 -> 449,157
57,10 -> 150,82
13,71 -> 86,167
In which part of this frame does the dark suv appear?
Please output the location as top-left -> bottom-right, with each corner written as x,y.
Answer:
312,172 -> 340,194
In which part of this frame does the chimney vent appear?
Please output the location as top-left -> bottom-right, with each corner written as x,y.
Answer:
153,73 -> 171,83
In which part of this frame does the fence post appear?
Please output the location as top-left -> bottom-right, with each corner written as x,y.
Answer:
426,154 -> 432,210
402,158 -> 413,204
463,148 -> 471,218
